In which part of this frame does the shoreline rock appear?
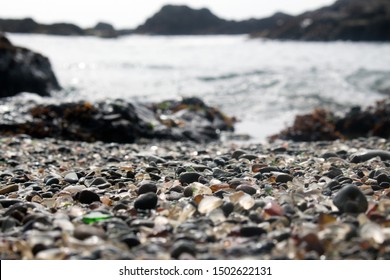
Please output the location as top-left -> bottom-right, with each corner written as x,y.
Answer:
0,96 -> 235,143
270,98 -> 390,142
0,34 -> 61,97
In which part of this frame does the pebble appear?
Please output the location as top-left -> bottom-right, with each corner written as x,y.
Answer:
275,174 -> 294,183
332,185 -> 368,213
137,182 -> 158,194
0,136 -> 389,260
64,172 -> 79,184
171,240 -> 196,259
0,184 -> 19,195
350,150 -> 390,163
134,193 -> 158,210
240,226 -> 267,237
236,184 -> 257,195
74,224 -> 107,240
76,190 -> 101,204
179,172 -> 201,184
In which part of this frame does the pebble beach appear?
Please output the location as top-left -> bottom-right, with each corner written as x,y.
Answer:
1,135 -> 389,260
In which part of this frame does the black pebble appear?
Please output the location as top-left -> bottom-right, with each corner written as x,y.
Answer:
179,172 -> 201,184
236,185 -> 257,195
333,185 -> 368,213
275,174 -> 293,183
76,190 -> 100,204
137,183 -> 157,194
171,240 -> 196,259
134,192 -> 158,210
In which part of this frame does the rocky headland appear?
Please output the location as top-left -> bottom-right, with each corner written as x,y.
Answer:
1,0 -> 389,41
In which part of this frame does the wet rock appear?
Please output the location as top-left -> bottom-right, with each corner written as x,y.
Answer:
134,193 -> 158,210
376,173 -> 390,184
0,34 -> 60,97
0,97 -> 234,144
75,190 -> 100,204
333,185 -> 368,213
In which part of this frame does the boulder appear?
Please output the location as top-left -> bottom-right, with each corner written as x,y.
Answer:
0,34 -> 61,97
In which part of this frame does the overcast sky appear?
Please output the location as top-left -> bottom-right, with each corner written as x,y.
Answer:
1,0 -> 336,29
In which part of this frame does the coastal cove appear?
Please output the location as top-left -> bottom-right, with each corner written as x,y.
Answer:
5,33 -> 390,142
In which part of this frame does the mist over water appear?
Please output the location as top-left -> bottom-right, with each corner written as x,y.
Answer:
9,34 -> 390,141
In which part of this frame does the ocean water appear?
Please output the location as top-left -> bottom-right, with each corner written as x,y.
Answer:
8,34 -> 390,142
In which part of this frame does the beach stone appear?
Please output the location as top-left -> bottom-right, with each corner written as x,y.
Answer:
350,150 -> 390,163
376,173 -> 390,184
171,240 -> 196,259
258,167 -> 280,174
76,190 -> 100,204
134,192 -> 158,210
121,235 -> 141,249
221,202 -> 234,217
236,184 -> 257,195
0,184 -> 18,195
213,168 -> 235,179
275,174 -> 293,183
148,155 -> 167,164
240,226 -> 267,237
74,224 -> 106,240
64,172 -> 79,184
231,150 -> 246,159
333,185 -> 368,213
45,177 -> 60,186
0,199 -> 23,208
137,182 -> 157,194
179,172 -> 202,184
0,216 -> 21,232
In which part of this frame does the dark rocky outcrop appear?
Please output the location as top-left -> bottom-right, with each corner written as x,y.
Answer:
258,0 -> 390,41
0,97 -> 235,143
135,5 -> 292,35
0,34 -> 61,97
0,18 -> 84,36
270,98 -> 390,142
85,22 -> 118,38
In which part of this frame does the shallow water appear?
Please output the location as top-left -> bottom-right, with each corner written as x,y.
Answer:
8,34 -> 390,141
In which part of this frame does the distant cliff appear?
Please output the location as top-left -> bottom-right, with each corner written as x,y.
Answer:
135,5 -> 292,35
259,0 -> 390,41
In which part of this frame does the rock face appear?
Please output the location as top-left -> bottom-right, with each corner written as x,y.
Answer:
0,34 -> 61,97
135,5 -> 292,35
261,0 -> 390,41
0,97 -> 235,143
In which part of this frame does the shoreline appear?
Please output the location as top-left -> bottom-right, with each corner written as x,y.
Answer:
0,135 -> 389,259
